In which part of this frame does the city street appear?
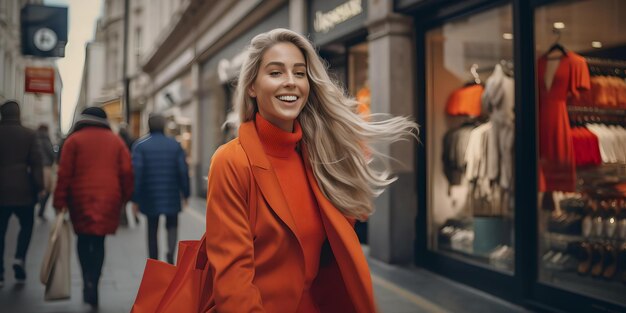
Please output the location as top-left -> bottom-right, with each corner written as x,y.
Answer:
1,0 -> 624,312
0,198 -> 528,313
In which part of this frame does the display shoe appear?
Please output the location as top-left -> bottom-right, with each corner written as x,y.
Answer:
577,242 -> 593,275
590,243 -> 606,278
602,243 -> 618,280
542,250 -> 556,264
12,259 -> 26,283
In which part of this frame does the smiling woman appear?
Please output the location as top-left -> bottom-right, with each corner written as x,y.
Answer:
202,28 -> 418,312
248,42 -> 310,132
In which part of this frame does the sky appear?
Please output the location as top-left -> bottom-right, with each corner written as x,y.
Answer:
44,0 -> 103,134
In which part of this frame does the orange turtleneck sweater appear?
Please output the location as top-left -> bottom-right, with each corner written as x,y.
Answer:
255,113 -> 325,313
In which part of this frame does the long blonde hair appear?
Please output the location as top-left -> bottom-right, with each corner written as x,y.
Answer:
234,28 -> 417,220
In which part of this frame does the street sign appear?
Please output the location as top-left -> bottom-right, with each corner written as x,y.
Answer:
25,67 -> 55,94
21,5 -> 68,57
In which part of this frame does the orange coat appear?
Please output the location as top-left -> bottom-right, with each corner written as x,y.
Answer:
204,121 -> 376,313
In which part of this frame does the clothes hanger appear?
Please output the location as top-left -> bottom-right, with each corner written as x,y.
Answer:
547,28 -> 567,56
499,59 -> 514,76
464,64 -> 481,87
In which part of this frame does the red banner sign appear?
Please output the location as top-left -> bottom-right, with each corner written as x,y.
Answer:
25,67 -> 55,94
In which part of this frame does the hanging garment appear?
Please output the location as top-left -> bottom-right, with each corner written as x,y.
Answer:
586,123 -> 626,164
571,127 -> 601,167
569,75 -> 626,107
356,86 -> 371,119
538,51 -> 590,192
586,124 -> 610,163
442,124 -> 474,187
481,64 -> 515,189
445,84 -> 484,117
592,76 -> 610,107
617,77 -> 626,108
464,122 -> 494,198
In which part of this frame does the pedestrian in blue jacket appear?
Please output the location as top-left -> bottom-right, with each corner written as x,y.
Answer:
131,114 -> 190,264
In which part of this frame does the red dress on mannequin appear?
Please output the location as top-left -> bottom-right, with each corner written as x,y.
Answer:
538,51 -> 590,192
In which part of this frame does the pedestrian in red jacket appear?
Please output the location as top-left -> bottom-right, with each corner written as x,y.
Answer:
53,107 -> 133,307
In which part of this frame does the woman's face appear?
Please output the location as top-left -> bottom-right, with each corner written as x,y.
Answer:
249,42 -> 310,132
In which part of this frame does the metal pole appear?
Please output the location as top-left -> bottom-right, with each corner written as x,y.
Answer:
122,0 -> 130,123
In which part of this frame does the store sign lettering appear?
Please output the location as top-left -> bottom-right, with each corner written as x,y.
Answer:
314,0 -> 363,34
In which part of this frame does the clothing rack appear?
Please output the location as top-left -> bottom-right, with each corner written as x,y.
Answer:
568,106 -> 626,115
585,57 -> 626,68
568,106 -> 626,126
585,57 -> 626,78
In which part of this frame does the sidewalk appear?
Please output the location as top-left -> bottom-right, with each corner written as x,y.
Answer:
0,206 -> 205,313
190,198 -> 530,313
0,197 -> 531,312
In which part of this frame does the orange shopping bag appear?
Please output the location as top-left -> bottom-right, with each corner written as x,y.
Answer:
133,172 -> 259,312
131,235 -> 212,313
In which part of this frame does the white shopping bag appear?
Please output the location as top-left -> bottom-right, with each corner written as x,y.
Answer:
126,202 -> 137,229
40,211 -> 72,301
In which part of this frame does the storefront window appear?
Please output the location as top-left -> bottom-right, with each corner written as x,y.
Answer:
535,0 -> 626,306
348,42 -> 370,118
425,4 -> 515,273
348,42 -> 370,243
165,115 -> 192,159
322,40 -> 370,242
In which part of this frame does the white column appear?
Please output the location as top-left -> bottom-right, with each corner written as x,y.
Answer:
289,0 -> 307,35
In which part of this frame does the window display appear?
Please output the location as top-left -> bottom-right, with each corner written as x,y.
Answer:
348,42 -> 370,118
426,4 -> 515,272
535,0 -> 626,306
349,42 -> 370,242
320,41 -> 370,243
164,114 -> 192,160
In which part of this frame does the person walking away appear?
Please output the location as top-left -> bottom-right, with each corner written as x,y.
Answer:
118,123 -> 135,151
53,107 -> 133,306
0,100 -> 43,288
36,124 -> 55,220
131,114 -> 190,264
118,124 -> 136,227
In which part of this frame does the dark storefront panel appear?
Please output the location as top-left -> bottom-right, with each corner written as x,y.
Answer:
308,0 -> 367,46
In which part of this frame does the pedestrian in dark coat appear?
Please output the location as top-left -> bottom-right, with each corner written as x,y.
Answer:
0,100 -> 43,287
53,107 -> 133,306
118,124 -> 135,152
117,124 -> 136,227
131,114 -> 190,264
36,124 -> 55,219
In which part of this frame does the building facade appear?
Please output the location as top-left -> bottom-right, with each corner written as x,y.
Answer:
81,0 -> 626,311
0,0 -> 62,139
